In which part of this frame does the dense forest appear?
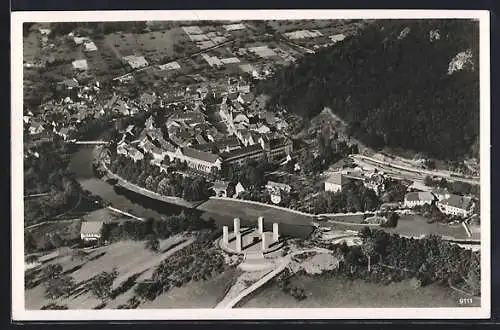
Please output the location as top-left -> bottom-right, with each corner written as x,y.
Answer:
334,228 -> 480,296
257,19 -> 479,159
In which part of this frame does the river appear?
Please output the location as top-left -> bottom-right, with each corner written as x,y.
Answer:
67,146 -> 313,238
68,146 -> 185,220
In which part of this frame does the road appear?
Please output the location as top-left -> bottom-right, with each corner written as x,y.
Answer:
350,154 -> 480,185
216,247 -> 332,309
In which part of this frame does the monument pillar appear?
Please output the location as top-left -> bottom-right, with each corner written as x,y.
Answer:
258,216 -> 264,234
273,223 -> 279,242
233,217 -> 240,235
222,226 -> 229,245
235,233 -> 242,253
261,232 -> 267,251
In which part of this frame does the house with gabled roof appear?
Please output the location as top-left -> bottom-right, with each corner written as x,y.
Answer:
140,92 -> 157,107
80,221 -> 104,244
180,147 -> 222,173
403,191 -> 436,208
28,120 -> 45,135
437,194 -> 475,218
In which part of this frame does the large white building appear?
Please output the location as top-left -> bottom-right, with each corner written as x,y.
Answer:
437,194 -> 475,218
403,191 -> 436,208
165,147 -> 222,174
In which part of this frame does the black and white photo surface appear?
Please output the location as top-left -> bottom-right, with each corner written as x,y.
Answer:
11,10 -> 491,320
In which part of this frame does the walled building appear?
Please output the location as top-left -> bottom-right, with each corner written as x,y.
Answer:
325,172 -> 350,193
437,194 -> 475,218
403,191 -> 436,208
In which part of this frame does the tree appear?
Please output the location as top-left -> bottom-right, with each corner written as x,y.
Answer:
257,20 -> 479,159
44,275 -> 75,301
382,212 -> 399,228
25,231 -> 37,253
43,264 -> 63,280
89,269 -> 119,303
144,175 -> 156,191
464,252 -> 480,296
145,236 -> 160,252
41,303 -> 69,310
361,238 -> 376,272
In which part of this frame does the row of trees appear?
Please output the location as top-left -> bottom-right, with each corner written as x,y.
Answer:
108,154 -> 212,202
101,211 -> 215,242
258,19 -> 479,159
311,181 -> 381,214
221,158 -> 277,190
134,240 -> 227,301
40,263 -> 121,306
334,227 -> 480,296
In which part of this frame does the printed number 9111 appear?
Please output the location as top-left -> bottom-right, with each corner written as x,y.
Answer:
459,298 -> 474,305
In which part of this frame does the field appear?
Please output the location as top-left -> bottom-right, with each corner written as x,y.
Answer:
268,20 -> 343,34
239,274 -> 480,308
268,19 -> 372,51
104,29 -> 190,64
25,235 -> 194,309
23,29 -> 127,87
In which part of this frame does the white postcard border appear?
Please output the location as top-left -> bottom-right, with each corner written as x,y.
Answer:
11,9 -> 491,321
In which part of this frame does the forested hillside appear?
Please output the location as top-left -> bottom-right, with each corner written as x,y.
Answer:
257,20 -> 479,159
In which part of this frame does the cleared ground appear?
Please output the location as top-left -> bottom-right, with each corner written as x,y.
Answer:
239,275 -> 480,308
140,267 -> 240,308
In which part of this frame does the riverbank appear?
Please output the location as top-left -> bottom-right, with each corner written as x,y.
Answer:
102,163 -> 202,209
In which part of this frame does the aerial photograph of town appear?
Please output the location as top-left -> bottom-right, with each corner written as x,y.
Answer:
20,16 -> 483,312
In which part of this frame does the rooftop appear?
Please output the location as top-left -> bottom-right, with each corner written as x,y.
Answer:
220,143 -> 263,161
405,191 -> 436,202
80,221 -> 104,234
182,147 -> 220,164
326,172 -> 350,186
438,194 -> 474,210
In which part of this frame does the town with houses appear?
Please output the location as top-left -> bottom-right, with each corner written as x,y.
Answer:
21,18 -> 482,311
